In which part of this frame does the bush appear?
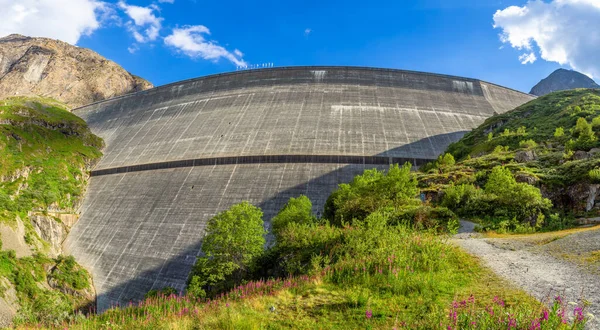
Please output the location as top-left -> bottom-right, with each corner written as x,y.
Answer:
388,205 -> 459,233
589,168 -> 600,183
188,202 -> 266,297
271,195 -> 316,239
441,167 -> 552,231
437,153 -> 455,167
519,139 -> 538,149
49,255 -> 89,291
324,163 -> 419,226
554,127 -> 565,139
484,166 -> 552,223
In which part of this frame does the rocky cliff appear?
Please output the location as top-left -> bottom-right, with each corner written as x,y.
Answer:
530,68 -> 599,96
0,34 -> 152,108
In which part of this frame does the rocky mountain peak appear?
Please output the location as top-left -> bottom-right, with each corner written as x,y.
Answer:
0,34 -> 153,108
530,68 -> 599,96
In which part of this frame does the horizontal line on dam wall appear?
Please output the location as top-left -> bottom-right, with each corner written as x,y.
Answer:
90,155 -> 436,177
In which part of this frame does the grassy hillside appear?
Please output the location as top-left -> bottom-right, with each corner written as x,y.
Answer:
0,97 -> 103,325
419,89 -> 600,232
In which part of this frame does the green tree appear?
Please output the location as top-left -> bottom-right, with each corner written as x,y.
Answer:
484,166 -> 551,223
271,195 -> 316,238
188,202 -> 265,297
573,117 -> 597,148
437,153 -> 455,167
324,163 -> 419,225
592,116 -> 600,129
554,127 -> 564,139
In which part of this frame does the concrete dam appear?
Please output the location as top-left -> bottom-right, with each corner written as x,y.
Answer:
63,66 -> 535,311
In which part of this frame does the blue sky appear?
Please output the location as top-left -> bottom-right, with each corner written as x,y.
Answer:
3,0 -> 600,93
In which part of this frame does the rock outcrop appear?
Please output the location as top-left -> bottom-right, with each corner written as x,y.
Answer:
530,69 -> 599,96
0,34 -> 152,108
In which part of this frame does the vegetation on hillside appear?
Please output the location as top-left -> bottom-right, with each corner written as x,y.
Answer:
0,97 -> 103,325
419,89 -> 600,232
48,162 -> 592,329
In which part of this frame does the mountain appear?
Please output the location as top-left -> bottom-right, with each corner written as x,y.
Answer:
530,68 -> 599,96
0,34 -> 152,108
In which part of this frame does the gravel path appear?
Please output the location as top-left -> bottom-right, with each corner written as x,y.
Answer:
453,221 -> 600,329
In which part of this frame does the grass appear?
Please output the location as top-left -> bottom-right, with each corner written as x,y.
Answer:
483,224 -> 600,243
25,226 -> 587,330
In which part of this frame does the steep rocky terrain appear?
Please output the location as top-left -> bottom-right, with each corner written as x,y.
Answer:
0,97 -> 103,326
0,34 -> 152,108
531,69 -> 599,96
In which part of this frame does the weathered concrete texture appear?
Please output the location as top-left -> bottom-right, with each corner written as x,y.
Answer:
75,67 -> 533,170
67,163 -> 387,311
65,67 -> 535,311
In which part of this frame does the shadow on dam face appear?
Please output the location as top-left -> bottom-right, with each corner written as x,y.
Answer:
63,66 -> 535,311
72,133 -> 467,312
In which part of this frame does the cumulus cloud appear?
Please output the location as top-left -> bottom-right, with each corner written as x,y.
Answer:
0,0 -> 105,44
304,28 -> 312,37
493,0 -> 600,77
164,25 -> 247,66
118,1 -> 162,43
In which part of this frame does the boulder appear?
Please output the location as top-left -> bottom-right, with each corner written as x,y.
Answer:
29,214 -> 67,257
514,150 -> 537,163
573,150 -> 589,160
515,173 -> 539,185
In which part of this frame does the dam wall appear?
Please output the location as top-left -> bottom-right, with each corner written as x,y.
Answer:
64,66 -> 535,311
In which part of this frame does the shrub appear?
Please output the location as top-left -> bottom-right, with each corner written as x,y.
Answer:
554,127 -> 565,139
437,153 -> 456,167
592,116 -> 600,129
48,255 -> 89,291
442,167 -> 552,230
484,166 -> 551,222
589,168 -> 600,183
519,139 -> 538,149
573,117 -> 597,149
271,195 -> 316,239
388,205 -> 459,233
188,202 -> 266,297
324,163 -> 419,226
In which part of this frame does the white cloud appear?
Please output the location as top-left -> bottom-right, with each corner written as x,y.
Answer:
519,52 -> 537,64
164,25 -> 247,66
304,28 -> 312,37
158,0 -> 175,3
118,1 -> 162,43
494,0 -> 600,77
0,0 -> 105,44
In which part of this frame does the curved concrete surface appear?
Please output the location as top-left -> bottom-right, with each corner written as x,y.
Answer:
64,66 -> 535,311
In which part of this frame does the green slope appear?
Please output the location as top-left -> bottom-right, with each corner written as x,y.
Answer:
419,89 -> 600,231
0,97 -> 103,325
